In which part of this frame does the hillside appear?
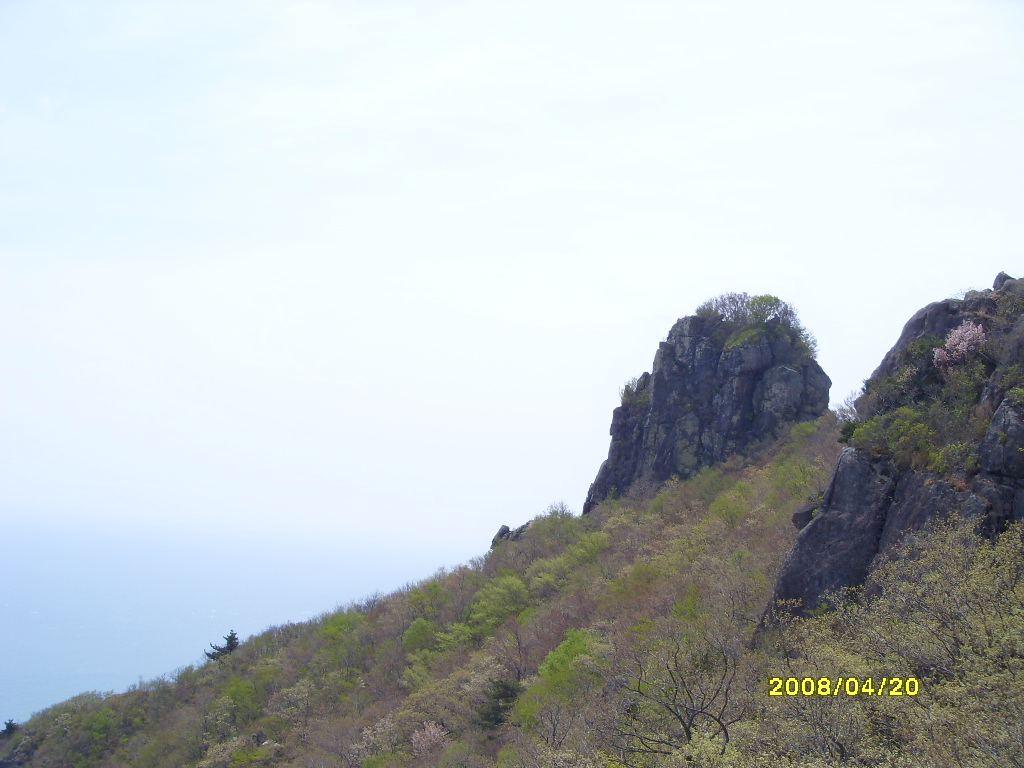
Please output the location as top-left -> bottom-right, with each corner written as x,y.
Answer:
2,286 -> 1023,768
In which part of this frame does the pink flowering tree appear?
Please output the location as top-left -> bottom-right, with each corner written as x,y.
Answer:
410,720 -> 451,761
933,321 -> 987,369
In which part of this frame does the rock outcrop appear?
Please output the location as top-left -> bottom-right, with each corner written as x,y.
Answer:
583,302 -> 831,514
770,272 -> 1024,614
491,522 -> 531,548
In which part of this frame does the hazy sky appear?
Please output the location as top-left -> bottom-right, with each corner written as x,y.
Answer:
2,1 -> 1024,711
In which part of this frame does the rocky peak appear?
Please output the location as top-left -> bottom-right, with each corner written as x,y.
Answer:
866,272 -> 1024,398
770,272 -> 1024,615
583,294 -> 831,514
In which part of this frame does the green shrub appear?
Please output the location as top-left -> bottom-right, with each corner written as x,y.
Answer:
435,622 -> 475,650
687,466 -> 740,509
620,376 -> 651,412
788,420 -> 816,440
724,326 -> 766,350
229,746 -> 262,767
526,531 -> 609,595
223,677 -> 261,724
402,618 -> 438,652
513,630 -> 601,732
695,292 -> 817,358
1001,364 -> 1024,390
81,706 -> 118,759
512,502 -> 587,551
316,611 -> 370,671
852,407 -> 936,470
362,755 -> 407,768
607,561 -> 662,601
852,338 -> 998,477
708,483 -> 751,528
1006,387 -> 1024,409
930,442 -> 973,475
468,572 -> 531,635
406,579 -> 451,622
995,291 -> 1024,321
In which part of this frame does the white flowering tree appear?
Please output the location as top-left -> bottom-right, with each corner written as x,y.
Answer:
410,720 -> 451,762
933,321 -> 987,369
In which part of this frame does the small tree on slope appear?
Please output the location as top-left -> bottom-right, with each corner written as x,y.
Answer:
205,629 -> 240,661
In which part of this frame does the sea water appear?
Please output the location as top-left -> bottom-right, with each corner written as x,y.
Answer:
0,520 -> 477,723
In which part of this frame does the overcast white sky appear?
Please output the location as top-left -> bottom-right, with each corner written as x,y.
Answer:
2,1 -> 1024,609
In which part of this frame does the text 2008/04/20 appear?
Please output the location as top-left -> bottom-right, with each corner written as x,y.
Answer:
768,676 -> 920,697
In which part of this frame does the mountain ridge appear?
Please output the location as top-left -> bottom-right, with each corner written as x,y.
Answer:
4,278 -> 1023,768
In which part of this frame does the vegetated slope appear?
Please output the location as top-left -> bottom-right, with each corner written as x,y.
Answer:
0,418 -> 842,768
4,286 -> 1024,768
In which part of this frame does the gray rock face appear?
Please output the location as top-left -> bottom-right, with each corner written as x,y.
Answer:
773,449 -> 895,611
978,399 -> 1024,477
583,314 -> 831,514
791,500 -> 818,531
491,522 -> 531,547
773,448 -> 1001,612
770,273 -> 1024,615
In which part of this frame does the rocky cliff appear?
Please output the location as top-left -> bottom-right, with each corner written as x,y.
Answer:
582,295 -> 831,514
771,272 -> 1024,614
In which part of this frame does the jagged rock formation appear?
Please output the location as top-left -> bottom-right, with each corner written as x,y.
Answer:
583,300 -> 831,514
491,522 -> 531,547
771,272 -> 1024,614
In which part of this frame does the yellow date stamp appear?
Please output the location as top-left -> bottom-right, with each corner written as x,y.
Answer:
768,676 -> 920,697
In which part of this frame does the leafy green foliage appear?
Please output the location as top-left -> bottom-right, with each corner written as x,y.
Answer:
511,630 -> 602,748
708,481 -> 752,528
851,406 -> 937,470
695,293 -> 794,326
222,677 -> 261,724
401,617 -> 439,653
850,323 -> 996,476
467,571 -> 531,636
1007,386 -> 1024,409
407,578 -> 451,622
756,519 -> 1024,767
694,292 -> 817,358
525,531 -> 609,596
619,375 -> 651,412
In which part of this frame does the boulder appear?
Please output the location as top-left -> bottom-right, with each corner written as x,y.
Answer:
491,522 -> 531,547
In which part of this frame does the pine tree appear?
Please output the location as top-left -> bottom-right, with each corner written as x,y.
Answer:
204,629 -> 240,661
